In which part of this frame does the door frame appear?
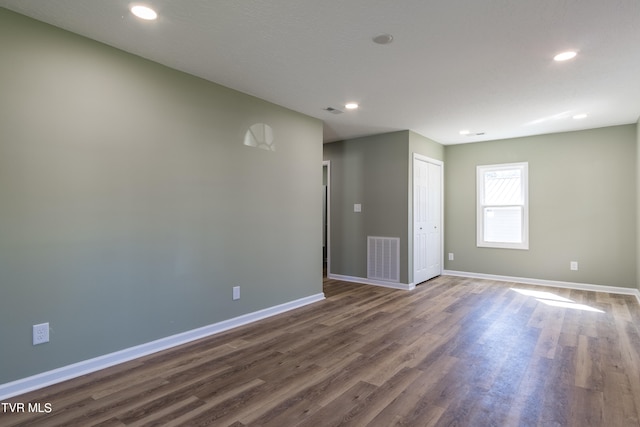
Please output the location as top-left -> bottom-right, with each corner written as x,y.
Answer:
323,160 -> 331,276
411,153 -> 444,285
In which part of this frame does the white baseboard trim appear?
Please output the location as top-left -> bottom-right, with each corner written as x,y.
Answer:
0,292 -> 325,401
328,273 -> 415,291
444,270 -> 640,304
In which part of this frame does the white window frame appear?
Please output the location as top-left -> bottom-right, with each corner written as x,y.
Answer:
476,162 -> 529,250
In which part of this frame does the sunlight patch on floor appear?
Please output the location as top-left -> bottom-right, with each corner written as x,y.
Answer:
511,288 -> 604,313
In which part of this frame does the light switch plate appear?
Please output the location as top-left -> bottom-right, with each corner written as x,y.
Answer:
354,203 -> 361,212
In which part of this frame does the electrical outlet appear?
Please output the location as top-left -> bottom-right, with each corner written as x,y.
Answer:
570,261 -> 578,271
233,286 -> 240,301
33,323 -> 49,345
448,253 -> 454,261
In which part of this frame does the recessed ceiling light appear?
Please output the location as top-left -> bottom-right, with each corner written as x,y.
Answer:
572,113 -> 588,119
345,103 -> 359,110
131,5 -> 158,20
459,130 -> 471,135
554,51 -> 577,61
373,34 -> 394,45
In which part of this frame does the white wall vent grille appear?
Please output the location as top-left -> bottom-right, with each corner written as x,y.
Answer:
367,236 -> 400,283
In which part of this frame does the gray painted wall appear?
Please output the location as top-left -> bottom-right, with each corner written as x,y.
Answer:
323,130 -> 443,284
0,9 -> 323,384
323,131 -> 409,282
444,125 -> 637,288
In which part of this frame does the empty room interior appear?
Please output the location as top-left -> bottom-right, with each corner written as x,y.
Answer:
1,1 -> 640,426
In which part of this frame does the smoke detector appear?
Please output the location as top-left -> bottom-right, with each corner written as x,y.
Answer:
373,33 -> 394,45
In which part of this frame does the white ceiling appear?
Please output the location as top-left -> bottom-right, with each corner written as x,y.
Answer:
2,0 -> 639,144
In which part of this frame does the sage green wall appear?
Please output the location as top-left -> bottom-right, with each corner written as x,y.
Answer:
444,125 -> 636,288
0,9 -> 323,384
323,131 -> 410,283
408,131 -> 445,161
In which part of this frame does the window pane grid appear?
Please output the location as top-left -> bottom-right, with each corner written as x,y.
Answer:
483,169 -> 522,205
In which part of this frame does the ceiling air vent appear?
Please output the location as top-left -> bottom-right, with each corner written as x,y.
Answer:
324,107 -> 343,114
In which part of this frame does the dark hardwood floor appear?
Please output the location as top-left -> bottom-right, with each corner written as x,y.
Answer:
2,275 -> 640,426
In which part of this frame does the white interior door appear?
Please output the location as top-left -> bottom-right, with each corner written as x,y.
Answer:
413,155 -> 442,284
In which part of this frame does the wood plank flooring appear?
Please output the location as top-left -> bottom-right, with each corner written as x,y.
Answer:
2,275 -> 640,426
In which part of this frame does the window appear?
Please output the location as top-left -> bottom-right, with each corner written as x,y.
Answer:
477,162 -> 528,249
